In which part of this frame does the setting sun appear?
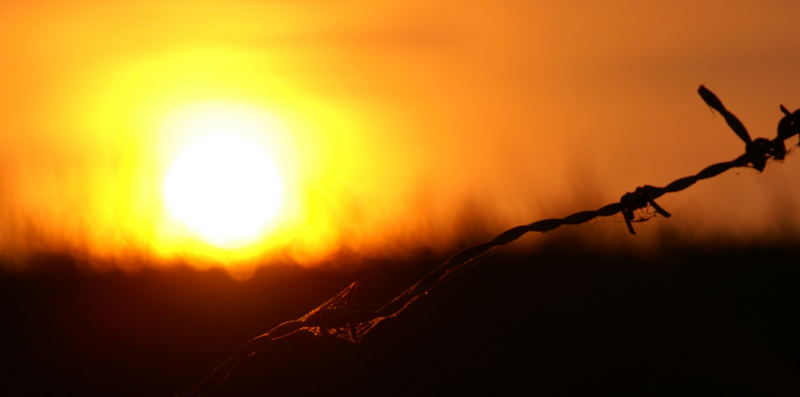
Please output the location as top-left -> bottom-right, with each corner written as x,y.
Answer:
163,109 -> 285,248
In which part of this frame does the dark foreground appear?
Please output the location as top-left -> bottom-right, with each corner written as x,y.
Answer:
2,242 -> 799,396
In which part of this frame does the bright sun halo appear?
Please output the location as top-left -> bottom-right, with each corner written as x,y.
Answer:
163,107 -> 284,248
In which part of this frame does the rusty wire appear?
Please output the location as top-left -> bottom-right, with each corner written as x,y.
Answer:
185,86 -> 800,396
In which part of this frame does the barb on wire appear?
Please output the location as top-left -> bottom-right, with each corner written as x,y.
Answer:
185,86 -> 800,396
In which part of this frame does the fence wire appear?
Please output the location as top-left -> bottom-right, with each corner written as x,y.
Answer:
185,85 -> 800,396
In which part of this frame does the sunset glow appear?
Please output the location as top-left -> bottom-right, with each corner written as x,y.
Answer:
1,1 -> 799,271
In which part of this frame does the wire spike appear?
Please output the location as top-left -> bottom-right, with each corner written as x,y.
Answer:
698,85 -> 752,144
648,200 -> 671,218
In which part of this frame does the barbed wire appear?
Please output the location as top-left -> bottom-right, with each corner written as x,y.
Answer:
184,86 -> 800,396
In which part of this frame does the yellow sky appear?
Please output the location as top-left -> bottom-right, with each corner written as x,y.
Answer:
1,1 -> 799,269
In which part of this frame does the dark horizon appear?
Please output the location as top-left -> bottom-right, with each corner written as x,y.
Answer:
3,239 -> 799,395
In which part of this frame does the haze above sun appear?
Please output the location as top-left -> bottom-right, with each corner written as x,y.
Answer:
162,105 -> 285,248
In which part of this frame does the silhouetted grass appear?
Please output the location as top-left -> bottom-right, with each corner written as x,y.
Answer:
3,241 -> 799,396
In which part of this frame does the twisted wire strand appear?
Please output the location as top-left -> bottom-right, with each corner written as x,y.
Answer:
185,86 -> 799,396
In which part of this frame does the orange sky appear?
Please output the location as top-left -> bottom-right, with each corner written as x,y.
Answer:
1,1 -> 799,270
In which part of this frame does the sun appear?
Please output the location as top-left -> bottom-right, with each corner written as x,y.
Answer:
163,108 -> 285,248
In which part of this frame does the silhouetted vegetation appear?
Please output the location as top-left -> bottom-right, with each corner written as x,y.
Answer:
4,243 -> 800,396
